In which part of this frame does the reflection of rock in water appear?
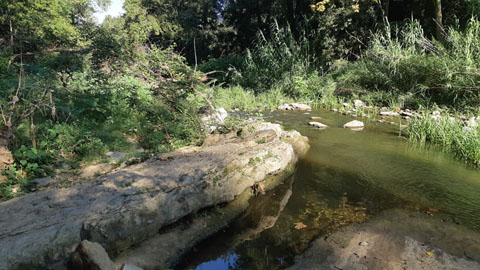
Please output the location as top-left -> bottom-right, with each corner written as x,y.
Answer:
176,175 -> 295,269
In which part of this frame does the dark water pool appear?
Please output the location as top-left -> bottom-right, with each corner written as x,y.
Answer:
177,110 -> 480,270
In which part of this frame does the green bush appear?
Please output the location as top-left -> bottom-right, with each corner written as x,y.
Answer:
326,19 -> 480,110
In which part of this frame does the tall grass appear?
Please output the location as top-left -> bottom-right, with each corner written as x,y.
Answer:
211,86 -> 294,111
329,19 -> 480,111
237,21 -> 318,98
408,115 -> 480,166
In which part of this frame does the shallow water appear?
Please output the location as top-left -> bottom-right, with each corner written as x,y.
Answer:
177,110 -> 480,270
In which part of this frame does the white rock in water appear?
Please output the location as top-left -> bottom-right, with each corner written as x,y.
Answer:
278,104 -> 293,110
311,116 -> 322,120
380,111 -> 399,117
343,120 -> 365,129
353,100 -> 365,108
309,122 -> 328,129
291,103 -> 312,110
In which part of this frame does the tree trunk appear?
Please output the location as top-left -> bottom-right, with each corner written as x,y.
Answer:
9,20 -> 14,47
432,0 -> 443,41
384,0 -> 390,19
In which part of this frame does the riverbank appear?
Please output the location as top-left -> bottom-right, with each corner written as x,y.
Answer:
288,208 -> 480,270
0,121 -> 309,270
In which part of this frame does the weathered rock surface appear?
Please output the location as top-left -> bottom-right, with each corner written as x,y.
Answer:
0,121 -> 309,270
288,209 -> 480,270
309,122 -> 328,129
115,171 -> 295,270
69,240 -> 117,270
343,120 -> 364,129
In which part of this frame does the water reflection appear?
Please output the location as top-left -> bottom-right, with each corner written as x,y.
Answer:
178,109 -> 480,270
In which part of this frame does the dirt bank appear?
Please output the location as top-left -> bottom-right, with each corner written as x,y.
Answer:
0,121 -> 309,270
288,208 -> 480,270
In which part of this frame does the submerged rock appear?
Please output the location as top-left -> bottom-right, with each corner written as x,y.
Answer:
308,122 -> 328,129
343,120 -> 365,129
288,209 -> 480,270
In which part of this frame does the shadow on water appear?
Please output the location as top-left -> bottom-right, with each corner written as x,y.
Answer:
176,109 -> 480,270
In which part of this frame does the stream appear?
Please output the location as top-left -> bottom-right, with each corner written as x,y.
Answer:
176,109 -> 480,270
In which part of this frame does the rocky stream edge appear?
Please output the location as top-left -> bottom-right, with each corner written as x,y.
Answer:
0,121 -> 309,270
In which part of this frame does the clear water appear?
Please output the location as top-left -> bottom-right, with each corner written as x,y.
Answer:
177,110 -> 480,270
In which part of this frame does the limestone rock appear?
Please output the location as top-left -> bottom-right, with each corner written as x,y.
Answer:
0,121 -> 309,270
343,120 -> 364,129
70,240 -> 116,270
308,122 -> 328,129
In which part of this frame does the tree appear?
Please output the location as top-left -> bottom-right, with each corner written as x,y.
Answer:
432,0 -> 443,41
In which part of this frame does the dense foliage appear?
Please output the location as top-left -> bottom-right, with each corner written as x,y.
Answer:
1,0 -> 480,198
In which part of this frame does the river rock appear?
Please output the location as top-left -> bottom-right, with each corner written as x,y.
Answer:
380,111 -> 399,117
0,121 -> 309,270
353,100 -> 365,108
308,122 -> 328,129
310,116 -> 322,120
343,120 -> 364,129
69,240 -> 117,270
278,103 -> 311,111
